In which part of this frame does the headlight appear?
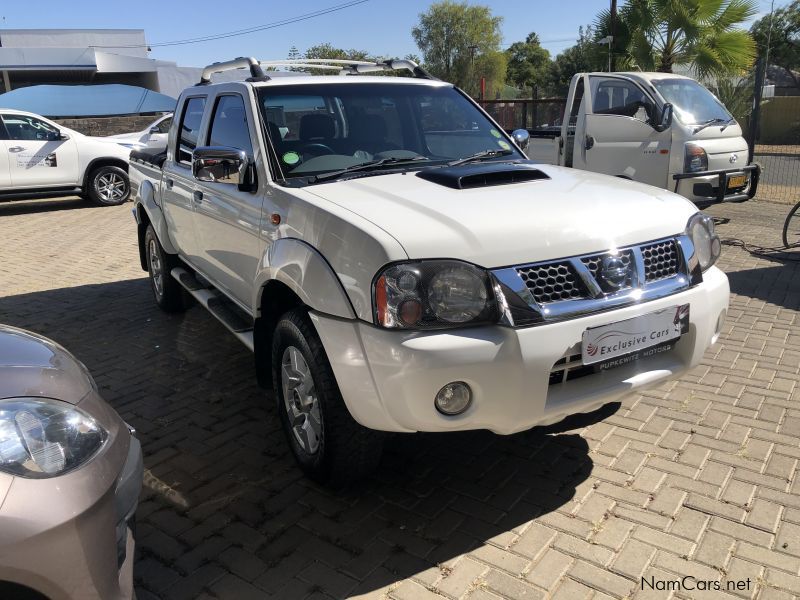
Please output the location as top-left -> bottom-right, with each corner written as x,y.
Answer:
686,213 -> 721,271
374,260 -> 498,329
684,143 -> 708,173
0,398 -> 107,478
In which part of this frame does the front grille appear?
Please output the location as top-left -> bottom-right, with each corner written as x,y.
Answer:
581,250 -> 634,290
641,240 -> 679,282
517,262 -> 587,304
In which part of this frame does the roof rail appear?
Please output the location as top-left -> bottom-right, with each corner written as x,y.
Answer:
197,57 -> 439,84
198,57 -> 267,85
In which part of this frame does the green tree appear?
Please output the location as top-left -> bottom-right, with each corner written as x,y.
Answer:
750,0 -> 800,89
595,0 -> 757,78
545,26 -> 602,96
411,0 -> 504,92
505,32 -> 552,91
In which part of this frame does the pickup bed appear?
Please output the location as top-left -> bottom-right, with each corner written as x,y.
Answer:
132,57 -> 730,485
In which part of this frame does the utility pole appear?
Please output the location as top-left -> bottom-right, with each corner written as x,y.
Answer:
609,0 -> 617,72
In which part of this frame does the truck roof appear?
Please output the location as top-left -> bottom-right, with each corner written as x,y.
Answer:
584,72 -> 695,83
247,76 -> 452,88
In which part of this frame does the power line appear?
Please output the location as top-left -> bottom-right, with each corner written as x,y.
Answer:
90,0 -> 370,49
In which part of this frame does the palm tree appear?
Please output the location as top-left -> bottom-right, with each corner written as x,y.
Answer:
595,0 -> 758,78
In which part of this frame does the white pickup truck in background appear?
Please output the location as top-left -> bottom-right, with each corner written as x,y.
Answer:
520,72 -> 760,204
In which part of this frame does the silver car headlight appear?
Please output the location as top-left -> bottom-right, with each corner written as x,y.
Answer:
0,398 -> 107,478
686,213 -> 721,271
373,260 -> 498,329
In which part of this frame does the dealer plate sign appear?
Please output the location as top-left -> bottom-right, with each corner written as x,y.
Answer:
582,304 -> 690,367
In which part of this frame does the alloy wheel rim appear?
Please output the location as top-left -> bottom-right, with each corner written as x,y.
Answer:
97,172 -> 126,201
148,239 -> 163,297
281,346 -> 322,455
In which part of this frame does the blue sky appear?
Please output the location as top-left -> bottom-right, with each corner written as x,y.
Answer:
0,0 -> 788,68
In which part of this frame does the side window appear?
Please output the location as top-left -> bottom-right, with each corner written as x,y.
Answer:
207,95 -> 253,156
2,114 -> 60,141
177,97 -> 206,165
590,77 -> 652,122
156,117 -> 172,134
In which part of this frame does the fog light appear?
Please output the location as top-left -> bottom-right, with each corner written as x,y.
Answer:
435,382 -> 472,415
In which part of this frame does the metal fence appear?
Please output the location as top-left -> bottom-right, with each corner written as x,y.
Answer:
749,61 -> 800,205
478,98 -> 567,131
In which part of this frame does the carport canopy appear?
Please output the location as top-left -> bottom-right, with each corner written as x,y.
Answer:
0,84 -> 176,118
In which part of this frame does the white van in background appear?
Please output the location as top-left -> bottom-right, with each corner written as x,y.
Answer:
520,72 -> 760,204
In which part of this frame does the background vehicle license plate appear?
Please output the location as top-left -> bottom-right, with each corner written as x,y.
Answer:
582,305 -> 690,367
727,173 -> 747,189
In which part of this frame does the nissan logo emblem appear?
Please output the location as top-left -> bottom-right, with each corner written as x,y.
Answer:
730,154 -> 738,163
599,256 -> 629,290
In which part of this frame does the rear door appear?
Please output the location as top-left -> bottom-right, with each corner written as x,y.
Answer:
577,75 -> 671,187
192,92 -> 263,307
161,96 -> 207,263
0,113 -> 80,188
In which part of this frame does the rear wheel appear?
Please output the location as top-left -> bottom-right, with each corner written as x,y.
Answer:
87,165 -> 130,206
145,225 -> 185,312
782,201 -> 800,248
272,308 -> 384,486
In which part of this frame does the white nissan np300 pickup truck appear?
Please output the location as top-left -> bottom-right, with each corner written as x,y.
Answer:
131,58 -> 730,485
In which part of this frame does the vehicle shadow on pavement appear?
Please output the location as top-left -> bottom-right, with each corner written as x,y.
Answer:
0,196 -> 90,216
0,278 -> 613,599
726,264 -> 800,311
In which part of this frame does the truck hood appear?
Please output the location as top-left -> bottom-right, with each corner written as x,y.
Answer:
0,325 -> 92,404
305,163 -> 698,268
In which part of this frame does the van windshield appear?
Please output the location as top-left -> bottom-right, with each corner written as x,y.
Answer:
651,78 -> 733,126
256,82 -> 522,182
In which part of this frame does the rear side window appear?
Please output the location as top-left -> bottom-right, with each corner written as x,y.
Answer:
177,97 -> 206,164
207,95 -> 253,156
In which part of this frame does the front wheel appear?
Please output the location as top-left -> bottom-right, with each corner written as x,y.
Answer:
144,225 -> 185,312
782,201 -> 800,249
87,165 -> 130,206
272,308 -> 384,486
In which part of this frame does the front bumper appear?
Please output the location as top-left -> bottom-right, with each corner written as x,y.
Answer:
313,266 -> 729,434
673,163 -> 760,203
0,391 -> 143,600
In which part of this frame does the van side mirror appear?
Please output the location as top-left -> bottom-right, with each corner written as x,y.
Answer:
192,146 -> 250,187
149,127 -> 160,135
511,128 -> 530,150
654,103 -> 673,132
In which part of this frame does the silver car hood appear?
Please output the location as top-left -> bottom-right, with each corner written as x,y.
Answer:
0,325 -> 92,404
306,164 -> 698,268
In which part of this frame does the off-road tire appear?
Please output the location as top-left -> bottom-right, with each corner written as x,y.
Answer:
87,165 -> 130,206
145,224 -> 185,312
272,308 -> 384,486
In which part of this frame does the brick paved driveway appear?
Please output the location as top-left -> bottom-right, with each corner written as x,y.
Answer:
0,196 -> 799,600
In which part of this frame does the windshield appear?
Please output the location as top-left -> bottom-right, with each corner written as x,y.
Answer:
651,78 -> 733,126
257,82 -> 523,182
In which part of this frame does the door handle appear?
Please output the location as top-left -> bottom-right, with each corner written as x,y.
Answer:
192,191 -> 203,203
585,135 -> 595,150
165,178 -> 174,190
8,146 -> 24,152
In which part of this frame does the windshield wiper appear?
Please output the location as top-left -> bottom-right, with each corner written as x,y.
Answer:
693,118 -> 733,133
447,148 -> 515,166
313,156 -> 429,182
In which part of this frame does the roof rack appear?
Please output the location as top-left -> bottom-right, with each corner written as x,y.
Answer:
197,57 -> 438,85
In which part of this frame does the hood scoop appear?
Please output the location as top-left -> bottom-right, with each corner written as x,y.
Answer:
416,160 -> 550,190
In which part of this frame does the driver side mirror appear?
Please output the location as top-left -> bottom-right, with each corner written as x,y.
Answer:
511,128 -> 530,150
654,103 -> 673,132
149,127 -> 160,135
192,146 -> 252,188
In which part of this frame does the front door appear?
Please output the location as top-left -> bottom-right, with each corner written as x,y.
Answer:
1,113 -> 79,189
192,93 -> 263,308
576,76 -> 671,187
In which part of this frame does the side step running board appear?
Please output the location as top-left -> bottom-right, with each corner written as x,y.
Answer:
171,267 -> 255,351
